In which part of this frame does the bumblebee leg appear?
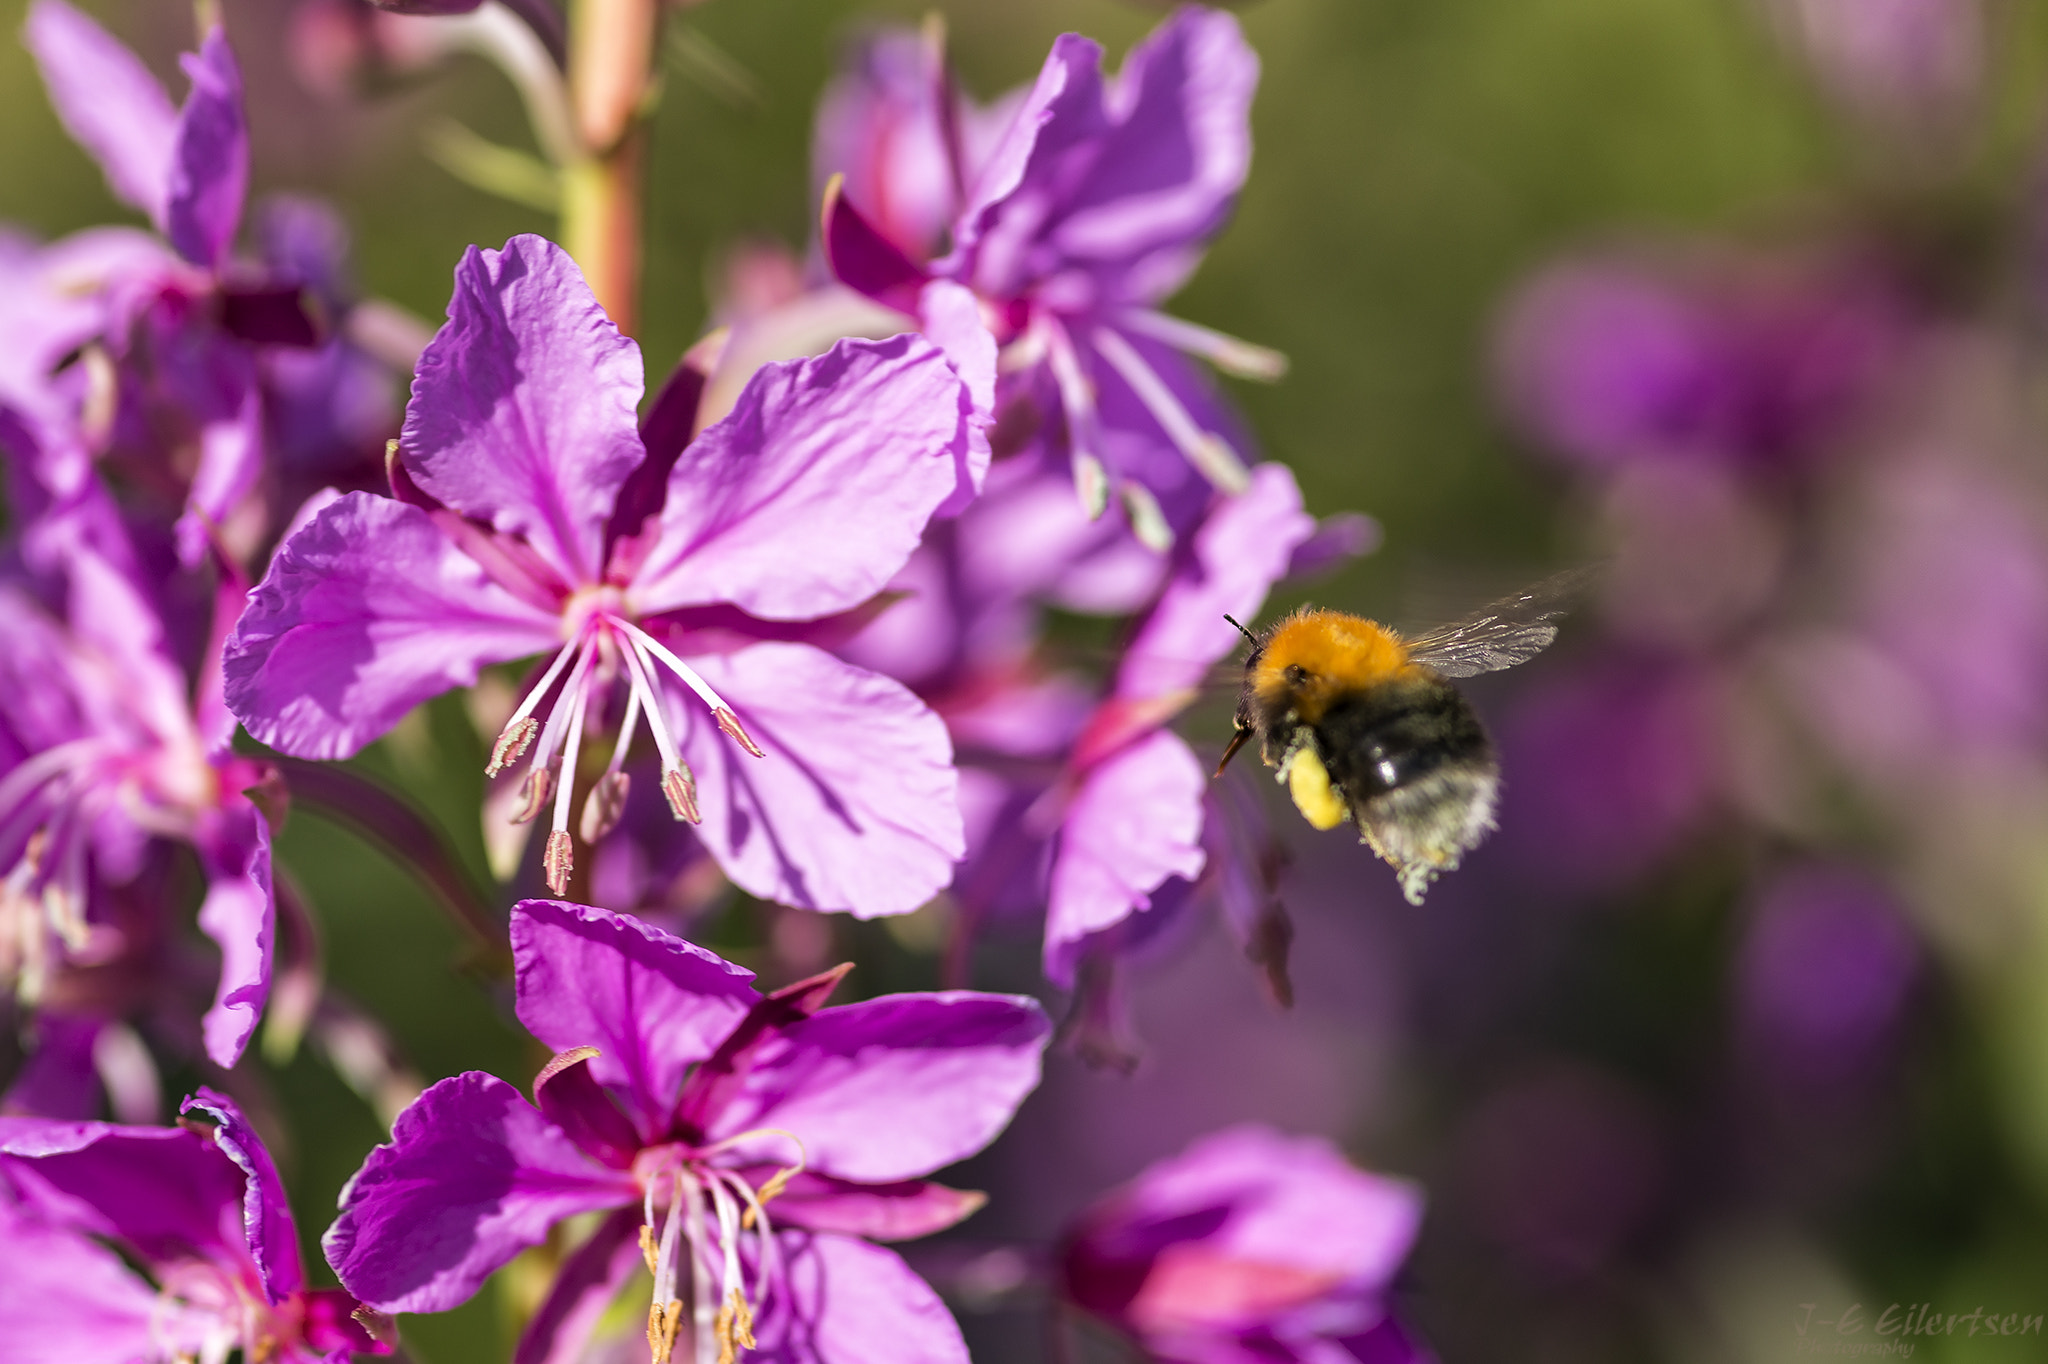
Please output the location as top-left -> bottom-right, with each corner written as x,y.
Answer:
1214,725 -> 1254,777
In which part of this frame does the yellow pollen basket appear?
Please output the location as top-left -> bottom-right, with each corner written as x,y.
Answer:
1285,748 -> 1348,830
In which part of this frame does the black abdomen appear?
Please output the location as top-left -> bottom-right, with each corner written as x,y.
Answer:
1315,676 -> 1492,800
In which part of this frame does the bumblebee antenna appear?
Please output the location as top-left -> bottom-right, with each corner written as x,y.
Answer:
1223,614 -> 1258,645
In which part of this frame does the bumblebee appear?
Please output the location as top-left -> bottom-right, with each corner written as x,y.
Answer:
1216,569 -> 1588,905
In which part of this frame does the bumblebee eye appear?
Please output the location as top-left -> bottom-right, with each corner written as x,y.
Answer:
1284,664 -> 1310,686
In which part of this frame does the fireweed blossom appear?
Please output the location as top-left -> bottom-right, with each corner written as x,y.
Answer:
326,898 -> 1050,1364
843,459 -> 1333,1008
1040,462 -> 1315,987
839,456 -> 1169,961
0,410 -> 275,1069
23,0 -> 330,565
1060,1125 -> 1432,1364
226,234 -> 979,916
1494,248 -> 1908,476
0,1087 -> 392,1364
821,6 -> 1283,539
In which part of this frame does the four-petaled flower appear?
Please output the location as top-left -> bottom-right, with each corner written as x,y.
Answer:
226,234 -> 979,917
325,898 -> 1050,1364
822,6 -> 1282,541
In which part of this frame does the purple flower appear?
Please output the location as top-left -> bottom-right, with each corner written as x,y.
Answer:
252,197 -> 409,494
811,25 -> 962,269
0,412 -> 276,1068
822,7 -> 1283,538
1734,864 -> 1920,1082
1494,250 -> 1907,475
1764,0 -> 1983,127
1059,1125 -> 1431,1364
1491,655 -> 1718,894
23,1 -> 330,565
0,1087 -> 392,1363
226,234 -> 978,917
1041,463 -> 1315,986
325,898 -> 1049,1364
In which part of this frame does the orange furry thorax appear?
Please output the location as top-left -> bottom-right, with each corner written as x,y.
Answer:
1252,608 -> 1416,723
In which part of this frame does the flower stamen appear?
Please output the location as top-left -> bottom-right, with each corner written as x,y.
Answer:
1119,307 -> 1289,381
647,1170 -> 687,1364
1041,318 -> 1109,519
542,668 -> 594,896
486,640 -> 582,776
615,634 -> 702,825
1091,326 -> 1249,495
615,622 -> 767,760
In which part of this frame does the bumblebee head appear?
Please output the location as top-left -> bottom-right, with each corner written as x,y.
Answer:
1250,608 -> 1412,724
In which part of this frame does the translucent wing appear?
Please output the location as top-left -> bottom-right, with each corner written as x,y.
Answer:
1402,565 -> 1598,678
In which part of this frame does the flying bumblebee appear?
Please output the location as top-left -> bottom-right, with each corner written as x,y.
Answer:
1216,568 -> 1591,906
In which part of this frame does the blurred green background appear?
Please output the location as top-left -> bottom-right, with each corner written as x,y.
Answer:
10,1 -> 2048,1362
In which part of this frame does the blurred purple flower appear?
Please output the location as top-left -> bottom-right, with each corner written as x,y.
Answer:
227,235 -> 976,917
811,26 -> 960,269
1764,0 -> 1983,127
1060,1124 -> 1431,1364
1735,864 -> 1920,1081
326,898 -> 1048,1364
252,197 -> 408,498
1495,251 -> 1907,475
822,7 -> 1283,537
1850,461 -> 2048,754
0,412 -> 275,1068
1492,655 -> 1719,893
23,0 -> 321,566
0,1087 -> 392,1362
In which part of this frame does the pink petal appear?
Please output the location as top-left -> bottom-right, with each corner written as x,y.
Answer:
323,1071 -> 636,1315
1117,462 -> 1314,701
195,804 -> 274,1068
23,1 -> 175,226
401,236 -> 646,585
1044,729 -> 1207,987
671,643 -> 964,918
180,1087 -> 304,1302
631,334 -> 971,621
750,1233 -> 971,1364
165,29 -> 247,270
224,492 -> 562,760
705,991 -> 1048,1184
0,1200 -> 159,1363
760,1173 -> 989,1243
509,899 -> 758,1140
